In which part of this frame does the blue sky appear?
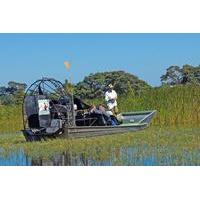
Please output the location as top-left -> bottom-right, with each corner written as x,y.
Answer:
0,33 -> 200,87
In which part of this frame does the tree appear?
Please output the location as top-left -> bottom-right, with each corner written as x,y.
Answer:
0,81 -> 27,105
161,65 -> 200,86
0,86 -> 7,96
74,71 -> 151,99
7,81 -> 27,94
161,66 -> 182,85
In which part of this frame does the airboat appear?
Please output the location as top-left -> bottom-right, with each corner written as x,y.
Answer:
22,78 -> 156,141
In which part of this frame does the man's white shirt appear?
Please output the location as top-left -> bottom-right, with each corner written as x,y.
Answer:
105,90 -> 117,110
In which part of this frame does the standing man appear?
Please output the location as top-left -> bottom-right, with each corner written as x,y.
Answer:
105,84 -> 118,115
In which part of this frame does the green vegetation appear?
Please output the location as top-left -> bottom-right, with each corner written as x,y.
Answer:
0,81 -> 26,105
119,85 -> 200,126
0,66 -> 200,165
74,71 -> 151,99
0,84 -> 200,133
1,66 -> 200,132
161,64 -> 200,86
0,127 -> 200,165
0,105 -> 22,133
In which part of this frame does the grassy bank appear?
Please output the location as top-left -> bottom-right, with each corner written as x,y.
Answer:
0,126 -> 200,165
0,85 -> 200,133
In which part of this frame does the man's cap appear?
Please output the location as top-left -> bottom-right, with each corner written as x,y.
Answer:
108,84 -> 114,88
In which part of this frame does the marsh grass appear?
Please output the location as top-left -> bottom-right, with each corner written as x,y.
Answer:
119,85 -> 200,126
0,126 -> 200,165
0,105 -> 23,133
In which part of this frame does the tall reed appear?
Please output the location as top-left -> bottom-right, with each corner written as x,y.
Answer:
118,85 -> 200,126
0,105 -> 23,133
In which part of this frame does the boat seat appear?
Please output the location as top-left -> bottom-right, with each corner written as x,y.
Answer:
46,119 -> 63,135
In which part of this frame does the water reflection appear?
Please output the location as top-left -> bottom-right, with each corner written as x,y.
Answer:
0,140 -> 199,166
28,146 -> 200,166
31,152 -> 74,166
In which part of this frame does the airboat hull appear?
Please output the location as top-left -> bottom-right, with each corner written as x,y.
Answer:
63,123 -> 148,138
22,110 -> 156,141
23,123 -> 148,141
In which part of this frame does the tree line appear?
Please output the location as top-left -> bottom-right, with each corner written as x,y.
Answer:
1,64 -> 200,105
0,81 -> 27,105
161,64 -> 200,86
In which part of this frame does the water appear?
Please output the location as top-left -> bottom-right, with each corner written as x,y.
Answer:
0,149 -> 31,166
0,144 -> 199,166
0,127 -> 199,166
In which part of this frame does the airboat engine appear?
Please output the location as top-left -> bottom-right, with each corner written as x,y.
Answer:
22,78 -> 75,141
